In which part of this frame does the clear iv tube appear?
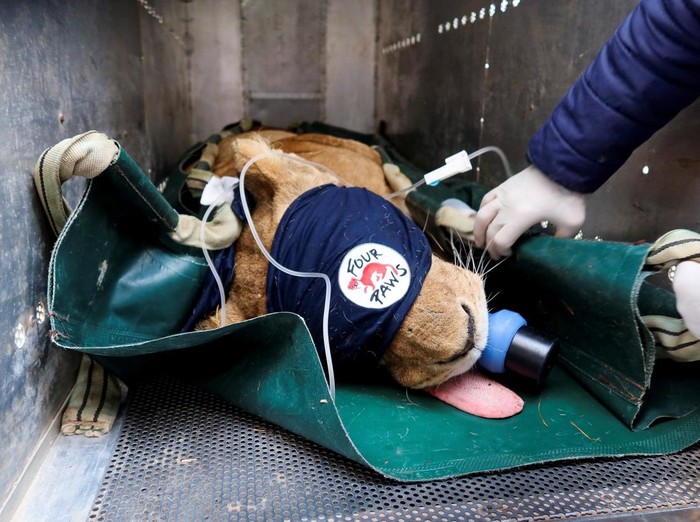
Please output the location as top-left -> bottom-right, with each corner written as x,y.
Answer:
198,152 -> 348,330
469,145 -> 513,178
200,198 -> 230,327
384,177 -> 427,200
384,145 -> 512,200
238,152 -> 337,401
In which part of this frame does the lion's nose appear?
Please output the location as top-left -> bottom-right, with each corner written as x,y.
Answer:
436,304 -> 475,365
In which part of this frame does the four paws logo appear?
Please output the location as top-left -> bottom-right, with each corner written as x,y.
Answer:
339,243 -> 411,309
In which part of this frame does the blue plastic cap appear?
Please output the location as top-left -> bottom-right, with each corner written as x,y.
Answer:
479,310 -> 527,374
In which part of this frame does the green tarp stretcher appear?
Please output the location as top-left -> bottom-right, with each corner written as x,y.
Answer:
38,123 -> 700,481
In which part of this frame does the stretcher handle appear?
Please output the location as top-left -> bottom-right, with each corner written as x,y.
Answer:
33,131 -> 241,251
34,131 -> 178,236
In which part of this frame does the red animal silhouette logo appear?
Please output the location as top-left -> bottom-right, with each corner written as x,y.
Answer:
348,263 -> 398,293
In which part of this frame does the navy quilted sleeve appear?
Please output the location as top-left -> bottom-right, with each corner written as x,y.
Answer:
528,0 -> 700,193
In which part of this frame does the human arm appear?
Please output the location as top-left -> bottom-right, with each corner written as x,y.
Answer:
529,0 -> 700,194
475,0 -> 700,258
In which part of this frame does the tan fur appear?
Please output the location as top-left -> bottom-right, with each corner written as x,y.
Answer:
196,134 -> 488,389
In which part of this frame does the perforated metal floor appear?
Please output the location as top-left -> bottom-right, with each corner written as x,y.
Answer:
90,376 -> 700,521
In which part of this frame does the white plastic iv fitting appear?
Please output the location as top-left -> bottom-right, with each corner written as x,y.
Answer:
423,150 -> 472,186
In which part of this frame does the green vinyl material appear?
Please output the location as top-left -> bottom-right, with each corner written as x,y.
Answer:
493,236 -> 698,430
401,169 -> 699,431
94,313 -> 700,482
301,119 -> 699,432
49,149 -> 209,347
44,124 -> 700,482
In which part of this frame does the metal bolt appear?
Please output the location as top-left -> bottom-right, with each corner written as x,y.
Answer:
14,323 -> 26,348
35,302 -> 46,325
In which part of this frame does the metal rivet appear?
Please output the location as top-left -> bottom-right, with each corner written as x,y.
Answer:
642,165 -> 650,175
668,265 -> 677,282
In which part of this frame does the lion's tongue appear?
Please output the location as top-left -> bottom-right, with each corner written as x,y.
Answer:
425,370 -> 524,419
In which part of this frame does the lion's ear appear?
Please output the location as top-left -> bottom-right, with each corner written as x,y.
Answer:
227,135 -> 289,198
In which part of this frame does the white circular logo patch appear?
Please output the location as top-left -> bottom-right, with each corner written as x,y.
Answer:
338,243 -> 411,309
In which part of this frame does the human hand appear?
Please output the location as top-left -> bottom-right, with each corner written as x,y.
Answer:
672,261 -> 700,339
474,165 -> 586,259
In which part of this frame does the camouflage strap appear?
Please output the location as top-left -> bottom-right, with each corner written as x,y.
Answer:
642,229 -> 700,362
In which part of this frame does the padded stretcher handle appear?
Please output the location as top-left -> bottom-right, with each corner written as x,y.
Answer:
34,131 -> 241,251
34,131 -> 178,235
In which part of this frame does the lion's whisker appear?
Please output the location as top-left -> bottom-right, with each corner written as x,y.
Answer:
486,287 -> 502,302
481,257 -> 507,278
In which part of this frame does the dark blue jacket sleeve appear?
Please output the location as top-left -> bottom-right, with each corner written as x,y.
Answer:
527,0 -> 700,193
